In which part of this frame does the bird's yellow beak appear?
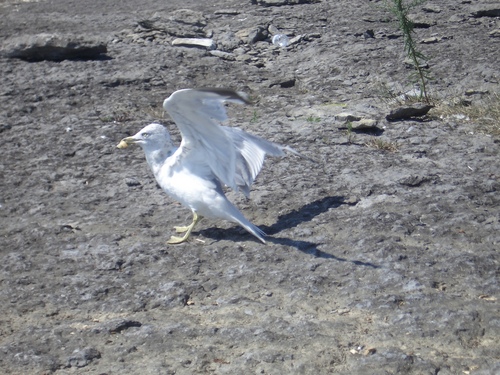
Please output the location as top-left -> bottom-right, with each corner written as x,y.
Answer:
117,136 -> 136,149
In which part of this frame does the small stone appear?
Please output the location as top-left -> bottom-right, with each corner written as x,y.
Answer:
386,104 -> 434,121
236,26 -> 268,44
464,89 -> 489,96
337,308 -> 351,315
364,348 -> 377,355
421,36 -> 439,44
268,24 -> 280,35
404,57 -> 429,69
67,347 -> 101,368
269,77 -> 296,88
422,5 -> 441,13
408,15 -> 436,28
288,35 -> 303,45
125,178 -> 141,187
235,54 -> 253,63
305,33 -> 321,40
489,29 -> 500,38
345,196 -> 360,205
448,14 -> 466,23
335,112 -> 362,123
398,175 -> 432,187
214,9 -> 240,15
350,118 -> 378,130
209,50 -> 236,61
0,124 -> 13,133
364,29 -> 375,39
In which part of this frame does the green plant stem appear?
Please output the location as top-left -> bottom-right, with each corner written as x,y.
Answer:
395,1 -> 429,103
387,0 -> 431,104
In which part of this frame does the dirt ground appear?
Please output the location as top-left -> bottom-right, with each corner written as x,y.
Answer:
1,0 -> 499,374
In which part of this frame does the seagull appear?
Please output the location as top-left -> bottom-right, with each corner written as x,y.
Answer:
117,88 -> 305,244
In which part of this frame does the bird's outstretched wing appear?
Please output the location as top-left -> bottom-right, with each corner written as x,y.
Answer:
222,126 -> 303,197
163,88 -> 300,196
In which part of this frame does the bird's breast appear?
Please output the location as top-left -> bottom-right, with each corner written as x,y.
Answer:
155,160 -> 218,210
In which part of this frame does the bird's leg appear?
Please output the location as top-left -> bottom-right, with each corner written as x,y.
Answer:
168,212 -> 202,244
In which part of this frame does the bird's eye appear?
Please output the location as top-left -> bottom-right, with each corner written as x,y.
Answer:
142,132 -> 150,138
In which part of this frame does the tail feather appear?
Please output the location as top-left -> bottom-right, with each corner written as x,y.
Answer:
236,218 -> 267,244
221,200 -> 266,243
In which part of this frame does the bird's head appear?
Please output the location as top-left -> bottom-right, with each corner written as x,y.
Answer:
117,123 -> 172,151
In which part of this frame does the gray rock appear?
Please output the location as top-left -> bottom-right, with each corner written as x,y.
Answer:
67,347 -> 101,368
350,118 -> 378,130
125,177 -> 141,187
288,35 -> 304,45
489,29 -> 500,38
214,9 -> 241,15
421,36 -> 439,44
335,112 -> 362,123
268,24 -> 280,35
1,33 -> 107,61
408,15 -> 437,28
269,77 -> 296,88
464,89 -> 489,96
422,5 -> 441,13
215,31 -> 241,51
398,174 -> 436,187
403,57 -> 430,69
172,38 -> 216,49
470,5 -> 500,18
448,14 -> 467,23
236,26 -> 268,44
386,103 -> 434,121
209,50 -> 236,60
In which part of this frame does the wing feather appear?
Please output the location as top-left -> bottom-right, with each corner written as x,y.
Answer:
222,126 -> 287,197
163,88 -> 304,197
164,88 -> 245,190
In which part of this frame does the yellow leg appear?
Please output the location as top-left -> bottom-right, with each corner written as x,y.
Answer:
168,212 -> 202,244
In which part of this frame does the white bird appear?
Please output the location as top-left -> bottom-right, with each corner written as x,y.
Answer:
117,88 -> 305,244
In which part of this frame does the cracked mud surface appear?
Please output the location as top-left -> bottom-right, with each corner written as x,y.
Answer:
1,0 -> 499,374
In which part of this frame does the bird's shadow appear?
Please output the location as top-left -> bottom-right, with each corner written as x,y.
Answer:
201,196 -> 379,268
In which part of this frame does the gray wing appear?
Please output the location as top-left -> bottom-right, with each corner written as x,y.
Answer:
163,88 -> 302,195
222,126 -> 301,197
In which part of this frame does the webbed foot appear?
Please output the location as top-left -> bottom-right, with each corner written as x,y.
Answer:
167,212 -> 202,245
174,225 -> 191,233
167,235 -> 190,244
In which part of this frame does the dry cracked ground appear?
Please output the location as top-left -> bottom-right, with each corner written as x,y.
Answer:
0,0 -> 499,374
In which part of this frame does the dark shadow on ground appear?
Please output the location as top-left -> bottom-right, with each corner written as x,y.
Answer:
337,126 -> 385,136
264,236 -> 379,268
201,196 -> 380,268
261,196 -> 346,235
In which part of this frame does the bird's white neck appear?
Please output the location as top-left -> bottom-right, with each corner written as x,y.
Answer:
145,147 -> 175,176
